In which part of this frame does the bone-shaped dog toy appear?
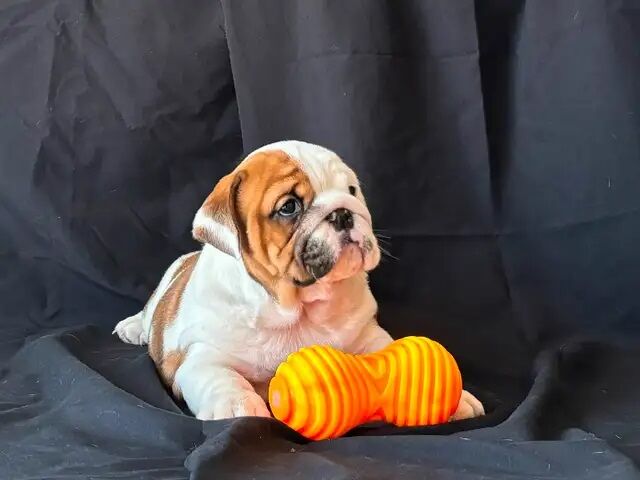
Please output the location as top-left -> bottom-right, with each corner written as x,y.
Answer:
268,336 -> 462,440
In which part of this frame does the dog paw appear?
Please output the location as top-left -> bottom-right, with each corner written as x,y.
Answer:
195,391 -> 271,421
113,314 -> 147,345
450,389 -> 485,421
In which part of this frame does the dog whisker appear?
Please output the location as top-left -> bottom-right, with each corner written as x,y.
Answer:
379,246 -> 399,261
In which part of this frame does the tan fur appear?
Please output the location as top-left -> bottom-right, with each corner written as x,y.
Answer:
149,253 -> 200,369
200,150 -> 315,307
192,174 -> 237,254
160,350 -> 186,397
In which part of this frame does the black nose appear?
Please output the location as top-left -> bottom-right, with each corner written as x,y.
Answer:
327,208 -> 354,231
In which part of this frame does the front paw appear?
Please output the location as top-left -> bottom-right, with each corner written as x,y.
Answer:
195,390 -> 271,421
450,390 -> 485,421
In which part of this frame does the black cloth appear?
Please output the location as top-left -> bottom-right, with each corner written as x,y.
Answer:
1,1 -> 640,478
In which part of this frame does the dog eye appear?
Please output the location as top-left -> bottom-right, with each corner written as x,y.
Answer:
349,185 -> 357,196
277,198 -> 301,217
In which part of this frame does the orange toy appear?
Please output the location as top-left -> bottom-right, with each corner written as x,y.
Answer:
268,336 -> 462,440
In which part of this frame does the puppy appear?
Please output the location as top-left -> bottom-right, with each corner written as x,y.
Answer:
114,140 -> 484,421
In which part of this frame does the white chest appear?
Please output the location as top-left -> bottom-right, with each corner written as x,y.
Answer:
236,316 -> 355,384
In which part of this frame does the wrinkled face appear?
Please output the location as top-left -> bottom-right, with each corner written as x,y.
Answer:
192,141 -> 380,306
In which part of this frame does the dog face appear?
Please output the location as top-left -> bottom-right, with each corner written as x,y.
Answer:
192,141 -> 380,307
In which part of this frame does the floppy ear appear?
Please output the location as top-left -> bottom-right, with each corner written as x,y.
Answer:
192,171 -> 247,258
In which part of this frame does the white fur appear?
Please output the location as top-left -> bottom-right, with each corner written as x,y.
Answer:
114,141 -> 484,422
254,141 -> 358,194
113,311 -> 146,345
192,210 -> 240,258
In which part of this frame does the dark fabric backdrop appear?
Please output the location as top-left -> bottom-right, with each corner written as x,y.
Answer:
1,1 -> 639,479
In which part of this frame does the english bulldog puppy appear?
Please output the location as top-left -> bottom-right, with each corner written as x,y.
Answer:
114,140 -> 484,422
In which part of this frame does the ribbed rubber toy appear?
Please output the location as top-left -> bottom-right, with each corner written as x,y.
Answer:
268,336 -> 462,440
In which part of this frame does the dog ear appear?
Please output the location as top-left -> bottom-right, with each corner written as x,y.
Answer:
192,171 -> 247,258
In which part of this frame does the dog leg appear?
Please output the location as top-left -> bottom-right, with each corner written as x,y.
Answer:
174,346 -> 270,421
352,323 -> 394,354
113,312 -> 147,345
450,389 -> 485,421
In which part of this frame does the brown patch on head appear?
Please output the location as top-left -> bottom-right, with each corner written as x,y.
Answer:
192,150 -> 315,307
149,252 -> 200,366
232,150 -> 315,306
